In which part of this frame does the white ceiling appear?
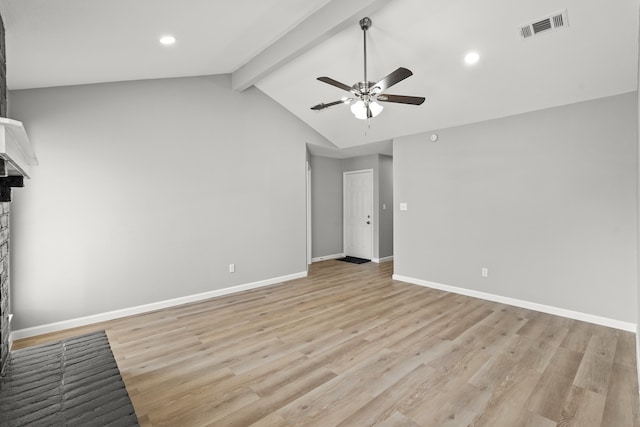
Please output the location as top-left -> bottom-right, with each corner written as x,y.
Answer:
1,0 -> 638,155
0,0 -> 331,88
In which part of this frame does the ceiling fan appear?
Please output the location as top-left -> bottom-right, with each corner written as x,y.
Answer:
311,17 -> 425,120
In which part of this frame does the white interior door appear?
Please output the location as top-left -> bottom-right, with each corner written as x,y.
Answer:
344,170 -> 373,259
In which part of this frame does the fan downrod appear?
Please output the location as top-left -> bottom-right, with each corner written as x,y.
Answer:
359,17 -> 372,84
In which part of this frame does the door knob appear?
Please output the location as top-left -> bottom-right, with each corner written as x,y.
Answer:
366,221 -> 371,224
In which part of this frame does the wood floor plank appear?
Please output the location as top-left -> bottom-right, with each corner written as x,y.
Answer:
573,351 -> 613,395
526,346 -> 584,421
375,410 -> 422,427
478,305 -> 529,335
560,320 -> 594,353
601,362 -> 640,427
614,330 -> 638,368
585,332 -> 617,361
468,335 -> 536,392
10,260 -> 639,426
557,386 -> 606,427
334,363 -> 438,426
403,379 -> 491,426
223,366 -> 337,426
470,368 -> 544,427
247,412 -> 288,427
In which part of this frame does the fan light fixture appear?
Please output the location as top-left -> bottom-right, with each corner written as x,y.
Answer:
159,35 -> 176,45
351,100 -> 383,120
464,51 -> 479,65
310,18 -> 425,120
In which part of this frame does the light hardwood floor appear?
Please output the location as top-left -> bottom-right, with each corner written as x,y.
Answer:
13,260 -> 640,426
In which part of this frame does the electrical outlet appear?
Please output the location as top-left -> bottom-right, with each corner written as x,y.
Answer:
481,268 -> 488,278
229,263 -> 235,273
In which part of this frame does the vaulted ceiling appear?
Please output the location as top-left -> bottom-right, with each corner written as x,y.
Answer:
1,0 -> 638,155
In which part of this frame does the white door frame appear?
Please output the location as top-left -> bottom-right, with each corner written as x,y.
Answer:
343,169 -> 374,259
306,161 -> 312,266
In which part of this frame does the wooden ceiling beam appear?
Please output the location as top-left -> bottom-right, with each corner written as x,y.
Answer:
231,0 -> 392,92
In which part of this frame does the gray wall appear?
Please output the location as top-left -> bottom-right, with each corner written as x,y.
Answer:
379,155 -> 393,259
310,155 -> 343,258
637,16 -> 640,375
394,92 -> 638,323
9,74 -> 331,330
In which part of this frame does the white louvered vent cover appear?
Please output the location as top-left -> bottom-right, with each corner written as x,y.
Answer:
520,10 -> 569,39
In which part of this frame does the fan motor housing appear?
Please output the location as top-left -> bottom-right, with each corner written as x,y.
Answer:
354,81 -> 377,94
359,17 -> 372,30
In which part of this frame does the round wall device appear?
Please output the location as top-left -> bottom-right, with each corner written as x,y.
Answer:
430,134 -> 438,142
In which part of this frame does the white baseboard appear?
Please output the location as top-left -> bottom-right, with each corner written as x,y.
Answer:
372,256 -> 394,263
12,271 -> 308,340
392,274 -> 636,332
312,253 -> 345,263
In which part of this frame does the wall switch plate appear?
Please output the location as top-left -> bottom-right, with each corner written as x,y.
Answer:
229,263 -> 235,273
481,268 -> 488,278
400,203 -> 408,211
382,203 -> 386,210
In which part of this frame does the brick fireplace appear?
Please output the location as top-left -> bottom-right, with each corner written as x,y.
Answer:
0,156 -> 34,377
0,12 -> 8,375
0,202 -> 10,373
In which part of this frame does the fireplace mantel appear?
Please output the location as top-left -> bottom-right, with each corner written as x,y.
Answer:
0,117 -> 37,178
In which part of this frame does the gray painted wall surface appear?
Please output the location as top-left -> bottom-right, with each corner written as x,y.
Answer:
394,92 -> 638,323
637,27 -> 640,374
379,155 -> 393,259
9,74 -> 331,330
310,155 -> 343,258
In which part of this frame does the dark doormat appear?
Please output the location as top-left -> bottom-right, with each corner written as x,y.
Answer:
0,330 -> 138,426
337,256 -> 371,264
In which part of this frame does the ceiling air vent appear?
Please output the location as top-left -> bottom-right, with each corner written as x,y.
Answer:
520,10 -> 568,40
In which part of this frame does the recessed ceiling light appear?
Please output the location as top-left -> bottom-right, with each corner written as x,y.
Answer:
159,35 -> 176,45
464,51 -> 480,65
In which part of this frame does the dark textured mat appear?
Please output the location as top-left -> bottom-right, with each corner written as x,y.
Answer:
337,256 -> 371,264
0,330 -> 138,426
